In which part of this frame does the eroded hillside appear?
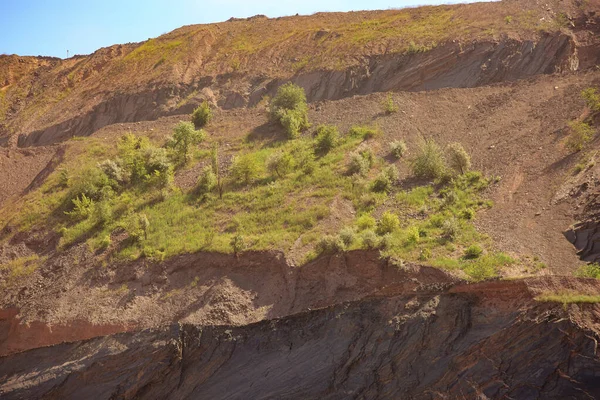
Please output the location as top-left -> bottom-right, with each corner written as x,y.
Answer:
2,0 -> 600,398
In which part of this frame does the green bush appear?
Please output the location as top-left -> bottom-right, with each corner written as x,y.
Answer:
461,208 -> 475,220
411,139 -> 446,180
371,173 -> 391,193
98,159 -> 129,184
230,234 -> 245,255
266,151 -> 294,178
270,83 -> 309,139
314,125 -> 339,154
372,166 -> 398,193
356,214 -> 376,231
360,230 -> 379,249
575,263 -> 600,279
65,194 -> 94,221
232,154 -> 263,184
382,94 -> 398,114
170,121 -> 206,162
348,149 -> 375,176
567,121 -> 595,152
464,244 -> 483,259
338,227 -> 356,248
446,142 -> 471,174
390,140 -> 407,159
191,101 -> 212,128
348,125 -> 382,140
316,235 -> 346,254
197,166 -> 217,196
376,212 -> 400,235
582,88 -> 600,112
441,217 -> 460,240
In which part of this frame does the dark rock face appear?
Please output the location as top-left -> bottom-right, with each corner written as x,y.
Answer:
1,288 -> 599,399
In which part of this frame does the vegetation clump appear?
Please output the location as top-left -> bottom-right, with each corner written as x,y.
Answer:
270,83 -> 309,139
582,88 -> 600,112
348,148 -> 375,176
446,143 -> 471,174
390,140 -> 407,159
411,139 -> 446,180
382,94 -> 398,114
191,101 -> 212,129
566,121 -> 595,152
314,125 -> 339,154
169,121 -> 205,162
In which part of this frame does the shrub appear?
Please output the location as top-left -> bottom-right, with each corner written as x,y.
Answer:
382,94 -> 398,114
170,121 -> 206,162
230,234 -> 245,255
356,214 -> 376,231
99,158 -> 129,184
316,235 -> 346,254
446,143 -> 471,174
360,230 -> 379,249
314,125 -> 339,154
266,151 -> 294,178
65,194 -> 94,221
191,101 -> 212,128
93,200 -> 113,227
371,173 -> 391,193
231,154 -> 262,184
66,167 -> 112,205
390,140 -> 407,159
376,211 -> 400,235
419,248 -> 432,261
196,166 -> 217,196
143,147 -> 174,188
270,83 -> 309,139
441,217 -> 460,240
567,121 -> 595,152
461,208 -> 475,220
411,139 -> 446,180
339,227 -> 356,247
575,263 -> 600,279
58,168 -> 70,187
348,149 -> 374,176
372,166 -> 398,193
348,125 -> 381,140
582,88 -> 600,112
464,244 -> 483,259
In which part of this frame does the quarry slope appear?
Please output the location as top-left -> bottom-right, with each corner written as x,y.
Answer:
2,277 -> 600,399
1,0 -> 600,398
1,0 -> 599,147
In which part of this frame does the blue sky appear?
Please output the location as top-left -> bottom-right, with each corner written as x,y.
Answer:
1,0 -> 475,58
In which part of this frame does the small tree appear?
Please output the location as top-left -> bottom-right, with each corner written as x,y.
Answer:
382,94 -> 398,114
211,143 -> 225,199
232,154 -> 262,185
376,212 -> 400,235
230,234 -> 245,256
266,151 -> 294,178
314,125 -> 339,154
192,101 -> 213,128
567,121 -> 595,152
270,83 -> 309,139
411,139 -> 446,180
446,143 -> 471,174
139,214 -> 150,240
197,165 -> 217,196
171,121 -> 205,162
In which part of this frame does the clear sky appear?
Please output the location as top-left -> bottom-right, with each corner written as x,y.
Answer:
0,0 -> 477,58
